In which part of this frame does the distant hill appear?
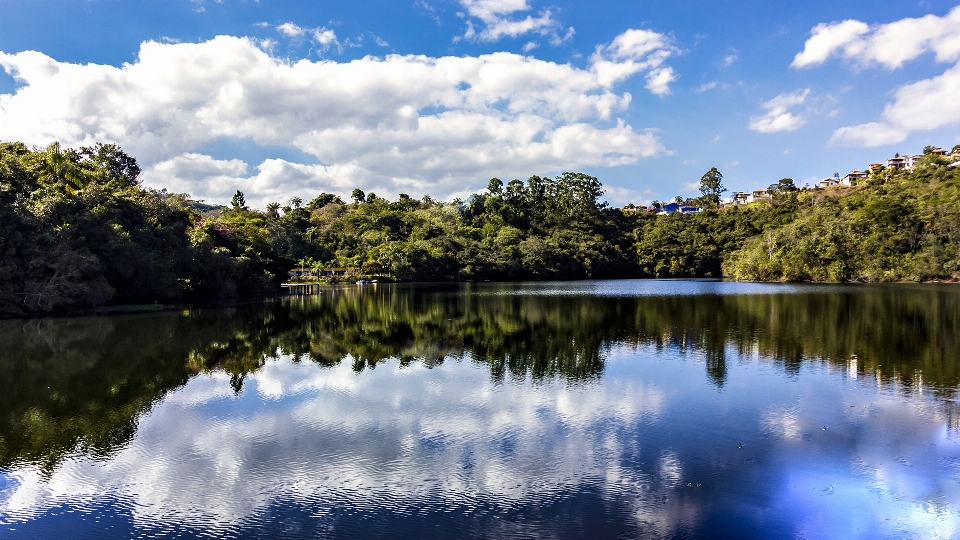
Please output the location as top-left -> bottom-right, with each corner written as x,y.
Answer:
723,154 -> 960,282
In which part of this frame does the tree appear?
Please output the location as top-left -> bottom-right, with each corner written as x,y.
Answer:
699,167 -> 726,207
924,145 -> 935,155
289,197 -> 303,209
308,193 -> 342,209
768,178 -> 798,194
231,190 -> 246,210
265,202 -> 281,218
351,189 -> 365,204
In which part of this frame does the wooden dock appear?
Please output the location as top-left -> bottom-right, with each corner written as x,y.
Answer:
281,283 -> 322,295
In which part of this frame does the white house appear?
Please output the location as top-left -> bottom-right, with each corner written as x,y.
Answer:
840,170 -> 868,186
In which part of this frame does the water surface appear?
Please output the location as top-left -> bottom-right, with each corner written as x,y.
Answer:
2,280 -> 960,539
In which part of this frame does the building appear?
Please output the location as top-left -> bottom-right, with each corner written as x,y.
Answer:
659,203 -> 703,215
819,178 -> 839,188
886,155 -> 909,170
869,163 -> 884,173
886,154 -> 924,171
840,170 -> 868,186
732,191 -> 749,205
751,189 -> 772,202
927,147 -> 949,156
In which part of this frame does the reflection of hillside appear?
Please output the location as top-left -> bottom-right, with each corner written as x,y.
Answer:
626,286 -> 960,393
0,305 -> 301,471
2,282 -> 959,470
287,285 -> 612,382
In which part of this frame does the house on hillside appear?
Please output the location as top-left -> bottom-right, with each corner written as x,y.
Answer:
927,147 -> 949,156
869,163 -> 884,173
886,155 -> 909,170
659,203 -> 702,215
732,191 -> 749,205
819,178 -> 839,188
887,154 -> 924,171
751,189 -> 772,202
841,170 -> 868,186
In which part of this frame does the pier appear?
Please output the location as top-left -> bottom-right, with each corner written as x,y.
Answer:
281,283 -> 322,295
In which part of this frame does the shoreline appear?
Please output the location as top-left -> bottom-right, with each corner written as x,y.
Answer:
3,277 -> 958,320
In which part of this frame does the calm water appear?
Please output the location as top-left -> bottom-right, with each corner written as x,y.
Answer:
2,280 -> 960,539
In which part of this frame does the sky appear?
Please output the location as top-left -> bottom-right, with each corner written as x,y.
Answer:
1,0 -> 959,208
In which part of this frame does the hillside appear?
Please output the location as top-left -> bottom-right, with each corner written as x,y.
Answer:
723,156 -> 960,282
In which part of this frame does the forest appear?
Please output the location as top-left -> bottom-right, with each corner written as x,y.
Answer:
1,140 -> 959,316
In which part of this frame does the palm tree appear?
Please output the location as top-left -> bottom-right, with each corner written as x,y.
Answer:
38,142 -> 83,193
265,202 -> 281,218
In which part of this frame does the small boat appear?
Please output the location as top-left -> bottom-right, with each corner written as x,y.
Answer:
356,279 -> 371,285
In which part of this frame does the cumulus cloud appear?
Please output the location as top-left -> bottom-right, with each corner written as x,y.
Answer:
791,7 -> 960,146
590,28 -> 679,89
645,67 -> 677,96
748,89 -> 810,133
830,62 -> 960,146
0,34 -> 670,206
276,22 -> 305,38
458,0 -> 569,43
275,22 -> 341,52
312,27 -> 340,51
791,7 -> 960,70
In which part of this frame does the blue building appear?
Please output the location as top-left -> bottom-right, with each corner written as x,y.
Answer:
658,203 -> 703,215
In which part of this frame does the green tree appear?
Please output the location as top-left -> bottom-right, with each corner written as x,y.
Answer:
231,190 -> 246,209
699,167 -> 726,207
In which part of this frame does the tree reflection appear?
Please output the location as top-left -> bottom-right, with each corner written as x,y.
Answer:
2,282 -> 960,470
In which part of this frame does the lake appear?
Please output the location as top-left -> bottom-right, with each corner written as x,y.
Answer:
2,280 -> 960,539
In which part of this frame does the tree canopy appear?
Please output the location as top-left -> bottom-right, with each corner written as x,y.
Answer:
2,140 -> 958,317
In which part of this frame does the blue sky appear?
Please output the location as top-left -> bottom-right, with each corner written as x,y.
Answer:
1,0 -> 959,207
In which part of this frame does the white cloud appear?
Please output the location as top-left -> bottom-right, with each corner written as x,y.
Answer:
276,22 -> 341,52
522,41 -> 539,52
276,22 -> 305,38
722,54 -> 737,67
602,185 -> 651,206
645,67 -> 677,96
791,7 -> 960,70
696,81 -> 717,93
1,355 -> 672,531
312,27 -> 340,52
793,7 -> 960,146
590,29 -> 679,90
0,34 -> 669,207
830,62 -> 960,146
458,0 -> 563,43
748,89 -> 810,133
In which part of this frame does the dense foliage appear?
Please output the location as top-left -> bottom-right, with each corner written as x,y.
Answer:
724,156 -> 960,282
0,142 -> 289,317
2,140 -> 958,316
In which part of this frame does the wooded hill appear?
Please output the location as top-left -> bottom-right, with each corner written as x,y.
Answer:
1,141 -> 958,316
